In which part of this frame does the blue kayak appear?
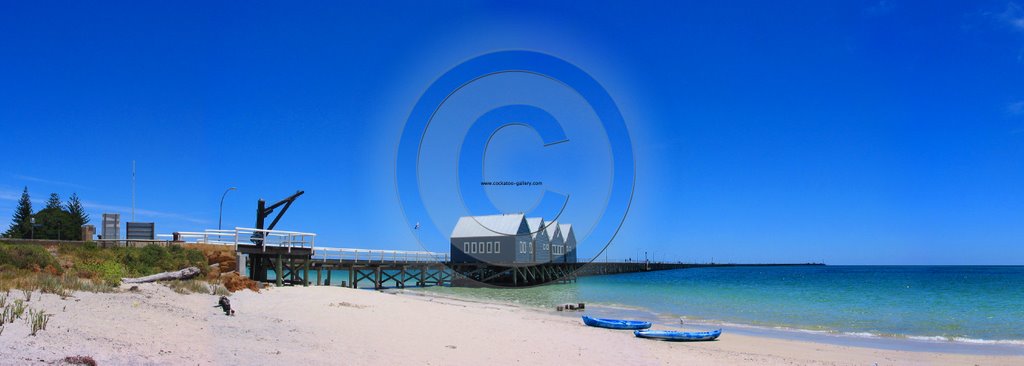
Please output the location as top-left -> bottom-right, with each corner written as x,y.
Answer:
634,329 -> 722,341
581,315 -> 652,330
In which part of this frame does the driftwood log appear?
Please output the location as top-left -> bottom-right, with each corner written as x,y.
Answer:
122,267 -> 201,284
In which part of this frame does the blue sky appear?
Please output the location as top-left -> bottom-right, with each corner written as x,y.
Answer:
1,1 -> 1022,264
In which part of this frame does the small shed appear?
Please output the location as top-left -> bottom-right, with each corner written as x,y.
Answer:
525,217 -> 550,263
450,214 -> 530,264
560,223 -> 577,263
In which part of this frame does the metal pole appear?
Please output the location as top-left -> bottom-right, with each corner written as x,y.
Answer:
219,187 -> 237,230
132,160 -> 136,222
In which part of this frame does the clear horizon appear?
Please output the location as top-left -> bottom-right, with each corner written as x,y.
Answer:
1,1 -> 1023,265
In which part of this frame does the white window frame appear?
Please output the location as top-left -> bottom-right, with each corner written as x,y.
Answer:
464,242 -> 469,253
486,241 -> 493,253
495,242 -> 500,253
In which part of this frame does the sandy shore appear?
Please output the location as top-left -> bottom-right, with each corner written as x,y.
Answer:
1,284 -> 1021,365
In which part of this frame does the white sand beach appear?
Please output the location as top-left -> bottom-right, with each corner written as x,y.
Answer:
1,284 -> 1021,365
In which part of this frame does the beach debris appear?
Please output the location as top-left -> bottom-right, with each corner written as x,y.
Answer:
122,267 -> 201,284
128,285 -> 140,292
556,303 -> 585,311
61,355 -> 97,366
329,301 -> 366,309
214,296 -> 235,316
220,271 -> 262,293
445,345 -> 457,349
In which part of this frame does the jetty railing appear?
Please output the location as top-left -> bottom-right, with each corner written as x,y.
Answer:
311,247 -> 449,264
234,227 -> 316,253
157,227 -> 316,253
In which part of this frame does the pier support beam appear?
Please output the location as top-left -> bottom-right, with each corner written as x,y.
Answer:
303,260 -> 310,287
275,254 -> 283,287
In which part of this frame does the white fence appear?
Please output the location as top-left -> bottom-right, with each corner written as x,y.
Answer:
311,247 -> 449,263
158,227 -> 447,263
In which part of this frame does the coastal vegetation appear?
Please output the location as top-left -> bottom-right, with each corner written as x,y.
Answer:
0,241 -> 206,287
3,187 -> 90,240
0,240 -> 250,338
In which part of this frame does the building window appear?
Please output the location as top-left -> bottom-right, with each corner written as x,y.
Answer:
473,242 -> 478,253
464,242 -> 469,253
495,242 -> 500,253
486,242 -> 493,253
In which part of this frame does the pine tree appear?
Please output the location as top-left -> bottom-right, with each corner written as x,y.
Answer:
4,187 -> 33,238
44,193 -> 61,210
36,192 -> 74,240
65,193 -> 89,240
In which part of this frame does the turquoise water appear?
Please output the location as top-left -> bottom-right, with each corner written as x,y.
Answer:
410,266 -> 1024,344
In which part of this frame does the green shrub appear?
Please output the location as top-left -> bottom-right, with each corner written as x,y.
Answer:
0,243 -> 59,272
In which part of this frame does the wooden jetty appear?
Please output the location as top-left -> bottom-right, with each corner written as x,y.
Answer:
170,228 -> 823,289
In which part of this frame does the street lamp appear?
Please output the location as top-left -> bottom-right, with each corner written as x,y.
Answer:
30,217 -> 35,240
219,187 -> 237,230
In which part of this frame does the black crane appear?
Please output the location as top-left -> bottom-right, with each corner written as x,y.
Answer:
254,190 -> 305,243
247,190 -> 304,283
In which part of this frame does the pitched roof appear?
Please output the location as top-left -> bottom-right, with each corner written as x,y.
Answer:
525,217 -> 545,239
545,220 -> 561,239
559,223 -> 572,237
559,223 -> 573,241
450,214 -> 526,238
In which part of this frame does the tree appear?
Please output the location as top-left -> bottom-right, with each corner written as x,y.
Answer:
66,193 -> 89,240
36,192 -> 75,240
4,187 -> 33,238
44,193 -> 61,210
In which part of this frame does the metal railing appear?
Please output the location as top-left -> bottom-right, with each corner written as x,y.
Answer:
156,227 -> 316,252
311,247 -> 448,263
156,227 -> 445,263
234,227 -> 316,253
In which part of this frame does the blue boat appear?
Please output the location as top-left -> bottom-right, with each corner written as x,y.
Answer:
634,329 -> 722,341
581,315 -> 652,330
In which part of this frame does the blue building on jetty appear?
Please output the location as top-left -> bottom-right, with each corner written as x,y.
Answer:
450,214 -> 577,264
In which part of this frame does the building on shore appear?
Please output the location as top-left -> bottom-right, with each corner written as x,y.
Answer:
450,214 -> 578,264
546,220 -> 564,263
450,213 -> 528,264
101,213 -> 120,240
525,217 -> 550,263
560,223 -> 576,263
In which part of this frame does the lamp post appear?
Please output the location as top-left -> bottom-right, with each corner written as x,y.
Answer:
30,217 -> 35,240
219,187 -> 237,230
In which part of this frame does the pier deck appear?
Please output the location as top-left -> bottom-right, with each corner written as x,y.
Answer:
167,228 -> 822,288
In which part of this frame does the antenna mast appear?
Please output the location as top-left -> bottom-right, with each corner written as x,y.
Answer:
132,160 -> 136,222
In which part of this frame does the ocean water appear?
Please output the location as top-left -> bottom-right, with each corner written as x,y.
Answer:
409,266 -> 1024,346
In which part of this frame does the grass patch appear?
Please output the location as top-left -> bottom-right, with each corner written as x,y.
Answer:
28,308 -> 50,336
3,299 -> 26,323
0,241 -> 206,294
58,242 -> 206,286
165,279 -> 210,294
